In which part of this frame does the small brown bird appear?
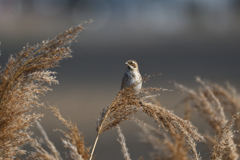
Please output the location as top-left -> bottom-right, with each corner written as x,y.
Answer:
121,60 -> 142,93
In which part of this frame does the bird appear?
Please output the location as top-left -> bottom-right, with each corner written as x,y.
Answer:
121,60 -> 142,93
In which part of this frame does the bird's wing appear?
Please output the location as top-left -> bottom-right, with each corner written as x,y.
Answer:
121,72 -> 129,90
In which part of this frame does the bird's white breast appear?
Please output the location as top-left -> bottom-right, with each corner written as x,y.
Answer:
127,70 -> 142,90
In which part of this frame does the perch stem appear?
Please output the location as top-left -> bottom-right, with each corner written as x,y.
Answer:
89,134 -> 99,160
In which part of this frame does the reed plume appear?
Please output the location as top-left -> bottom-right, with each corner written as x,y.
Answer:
0,21 -> 91,159
89,82 -> 204,160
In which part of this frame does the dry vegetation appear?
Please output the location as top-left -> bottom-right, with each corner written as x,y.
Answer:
0,21 -> 92,159
0,23 -> 240,160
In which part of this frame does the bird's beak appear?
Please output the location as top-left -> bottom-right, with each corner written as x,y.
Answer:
125,62 -> 129,66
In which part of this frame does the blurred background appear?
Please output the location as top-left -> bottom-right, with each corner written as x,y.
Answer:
1,0 -> 240,159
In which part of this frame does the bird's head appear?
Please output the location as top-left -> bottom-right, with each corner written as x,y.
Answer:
125,60 -> 139,70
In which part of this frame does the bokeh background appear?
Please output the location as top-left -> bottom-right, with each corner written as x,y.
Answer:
1,0 -> 240,159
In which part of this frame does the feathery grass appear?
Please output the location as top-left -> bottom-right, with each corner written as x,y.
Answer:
0,21 -> 91,159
